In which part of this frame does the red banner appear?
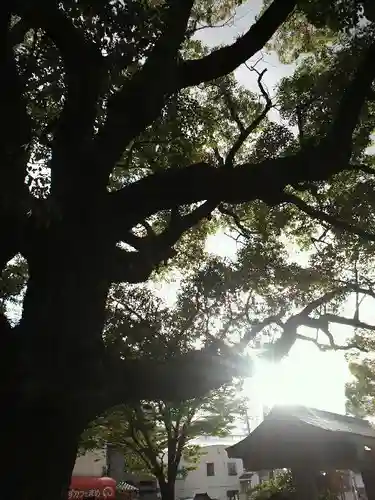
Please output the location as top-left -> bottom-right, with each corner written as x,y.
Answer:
69,477 -> 116,499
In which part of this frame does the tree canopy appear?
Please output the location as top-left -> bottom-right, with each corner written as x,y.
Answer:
2,0 -> 375,498
345,332 -> 375,417
249,470 -> 338,500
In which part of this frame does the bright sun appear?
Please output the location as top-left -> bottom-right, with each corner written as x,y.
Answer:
245,340 -> 351,417
205,233 -> 354,417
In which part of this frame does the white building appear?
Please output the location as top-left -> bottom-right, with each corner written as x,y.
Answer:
72,449 -> 107,477
175,444 -> 259,500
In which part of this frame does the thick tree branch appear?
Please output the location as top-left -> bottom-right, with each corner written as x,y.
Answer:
0,310 -> 13,344
109,36 -> 375,240
107,154 -> 322,237
0,10 -> 31,268
264,284 -> 375,360
320,313 -> 375,332
93,1 -> 195,180
104,348 -> 251,407
298,316 -> 359,351
283,192 -> 375,242
101,280 -> 375,407
296,334 -> 362,352
0,219 -> 24,273
178,0 -> 296,88
350,285 -> 375,301
92,0 -> 295,182
296,310 -> 372,353
1,10 -> 31,197
263,288 -> 352,360
103,0 -> 372,214
299,288 -> 350,316
16,1 -> 105,199
327,41 -> 375,162
109,201 -> 216,283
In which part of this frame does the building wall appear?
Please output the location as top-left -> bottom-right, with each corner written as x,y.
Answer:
72,449 -> 107,477
175,445 -> 257,500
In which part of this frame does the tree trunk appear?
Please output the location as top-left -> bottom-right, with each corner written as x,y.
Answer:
0,403 -> 85,500
0,220 -> 112,499
159,480 -> 176,500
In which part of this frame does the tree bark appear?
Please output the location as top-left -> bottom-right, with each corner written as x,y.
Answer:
0,218 -> 111,499
0,403 -> 84,500
159,480 -> 176,500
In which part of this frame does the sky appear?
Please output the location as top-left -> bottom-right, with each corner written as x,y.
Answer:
196,1 -> 297,98
204,233 -> 354,423
190,1 -> 369,421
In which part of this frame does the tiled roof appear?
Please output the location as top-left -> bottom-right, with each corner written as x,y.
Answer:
226,405 -> 375,470
268,405 -> 375,439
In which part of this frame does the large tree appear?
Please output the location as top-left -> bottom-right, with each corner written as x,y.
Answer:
2,0 -> 375,498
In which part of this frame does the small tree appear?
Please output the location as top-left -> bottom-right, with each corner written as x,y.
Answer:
249,471 -> 336,500
81,386 -> 246,500
249,471 -> 295,500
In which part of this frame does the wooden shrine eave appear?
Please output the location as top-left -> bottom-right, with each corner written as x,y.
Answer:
226,405 -> 375,471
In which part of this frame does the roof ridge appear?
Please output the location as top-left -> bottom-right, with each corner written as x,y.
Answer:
272,404 -> 371,425
269,404 -> 375,436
